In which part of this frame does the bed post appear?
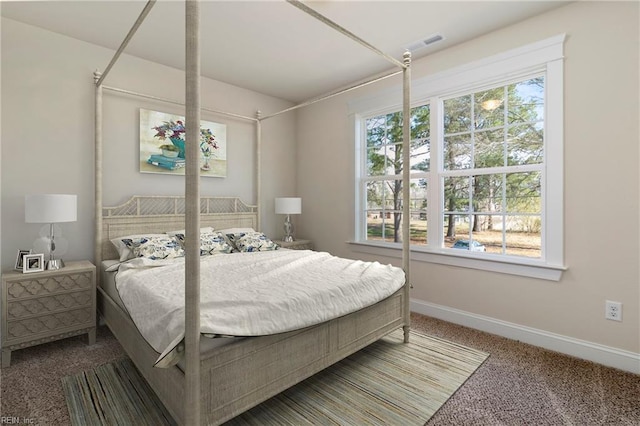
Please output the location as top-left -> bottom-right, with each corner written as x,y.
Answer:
184,1 -> 201,425
94,70 -> 103,281
256,110 -> 262,232
402,51 -> 412,343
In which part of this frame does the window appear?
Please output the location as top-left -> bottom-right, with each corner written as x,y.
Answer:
364,105 -> 430,245
353,35 -> 565,280
442,76 -> 544,258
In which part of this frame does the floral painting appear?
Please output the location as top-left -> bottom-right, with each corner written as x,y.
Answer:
139,109 -> 227,177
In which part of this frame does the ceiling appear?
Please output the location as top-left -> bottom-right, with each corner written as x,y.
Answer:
1,1 -> 569,103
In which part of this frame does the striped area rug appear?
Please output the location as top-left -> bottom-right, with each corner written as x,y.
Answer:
62,330 -> 488,425
62,356 -> 176,426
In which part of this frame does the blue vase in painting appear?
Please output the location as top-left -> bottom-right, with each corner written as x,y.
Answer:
170,138 -> 186,159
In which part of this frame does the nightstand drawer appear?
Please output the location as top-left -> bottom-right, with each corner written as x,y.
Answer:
6,271 -> 93,301
6,307 -> 94,342
7,290 -> 93,319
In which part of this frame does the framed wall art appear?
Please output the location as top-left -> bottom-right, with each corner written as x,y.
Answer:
139,108 -> 227,178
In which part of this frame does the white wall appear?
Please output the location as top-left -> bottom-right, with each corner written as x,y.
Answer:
296,1 -> 639,365
1,18 -> 297,270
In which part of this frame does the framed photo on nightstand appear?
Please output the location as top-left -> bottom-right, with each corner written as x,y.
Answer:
14,249 -> 31,271
23,253 -> 44,273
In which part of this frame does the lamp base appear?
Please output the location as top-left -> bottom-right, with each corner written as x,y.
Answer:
46,259 -> 65,270
283,214 -> 295,242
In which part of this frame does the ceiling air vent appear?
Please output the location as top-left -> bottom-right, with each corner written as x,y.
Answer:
407,34 -> 444,52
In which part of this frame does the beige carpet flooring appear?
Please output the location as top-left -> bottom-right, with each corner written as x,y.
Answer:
1,313 -> 638,425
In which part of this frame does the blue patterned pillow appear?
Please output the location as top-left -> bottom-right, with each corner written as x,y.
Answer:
111,233 -> 167,261
122,235 -> 184,260
175,231 -> 233,255
230,231 -> 279,252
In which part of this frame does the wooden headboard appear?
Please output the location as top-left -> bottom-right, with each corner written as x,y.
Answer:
101,196 -> 258,261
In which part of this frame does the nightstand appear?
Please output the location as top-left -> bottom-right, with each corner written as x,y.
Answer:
1,260 -> 96,368
275,239 -> 313,250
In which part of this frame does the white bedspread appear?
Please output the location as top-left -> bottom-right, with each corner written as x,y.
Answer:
115,250 -> 405,362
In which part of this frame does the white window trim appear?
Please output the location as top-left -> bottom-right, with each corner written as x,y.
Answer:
349,241 -> 566,281
350,34 -> 566,281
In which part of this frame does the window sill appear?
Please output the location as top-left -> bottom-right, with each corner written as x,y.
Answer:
347,241 -> 566,281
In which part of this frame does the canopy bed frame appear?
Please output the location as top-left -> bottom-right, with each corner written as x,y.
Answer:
94,1 -> 413,425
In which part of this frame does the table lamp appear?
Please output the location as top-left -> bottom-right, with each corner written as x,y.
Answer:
25,194 -> 77,270
275,197 -> 301,242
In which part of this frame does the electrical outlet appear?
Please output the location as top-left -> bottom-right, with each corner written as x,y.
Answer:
605,301 -> 622,322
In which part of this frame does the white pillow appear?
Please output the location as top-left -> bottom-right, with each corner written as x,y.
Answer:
111,234 -> 167,262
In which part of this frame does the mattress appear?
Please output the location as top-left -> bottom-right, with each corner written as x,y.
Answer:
100,260 -> 238,370
101,260 -> 127,311
111,249 -> 405,366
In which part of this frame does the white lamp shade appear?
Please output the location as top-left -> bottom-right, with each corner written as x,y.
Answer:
275,197 -> 301,215
25,194 -> 77,223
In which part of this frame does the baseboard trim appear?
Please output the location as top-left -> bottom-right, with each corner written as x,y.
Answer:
411,299 -> 640,374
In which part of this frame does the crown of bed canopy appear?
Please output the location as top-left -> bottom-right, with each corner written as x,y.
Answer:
93,1 -> 412,424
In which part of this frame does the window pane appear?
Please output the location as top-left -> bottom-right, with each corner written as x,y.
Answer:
508,77 -> 544,124
386,112 -> 403,144
444,95 -> 471,133
504,215 -> 542,258
472,174 -> 504,214
366,147 -> 387,176
507,122 -> 543,165
386,143 -> 403,174
474,128 -> 505,168
409,214 -> 427,245
385,179 -> 403,209
367,178 -> 402,210
444,213 -> 490,254
410,137 -> 430,172
365,112 -> 403,149
411,105 -> 430,140
443,134 -> 472,170
367,210 -> 402,242
506,172 -> 541,213
408,178 -> 428,210
366,212 -> 397,243
443,214 -> 470,244
366,116 -> 386,149
366,181 -> 384,210
403,179 -> 428,244
443,176 -> 470,213
410,104 -> 431,172
464,214 -> 502,255
474,87 -> 505,129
